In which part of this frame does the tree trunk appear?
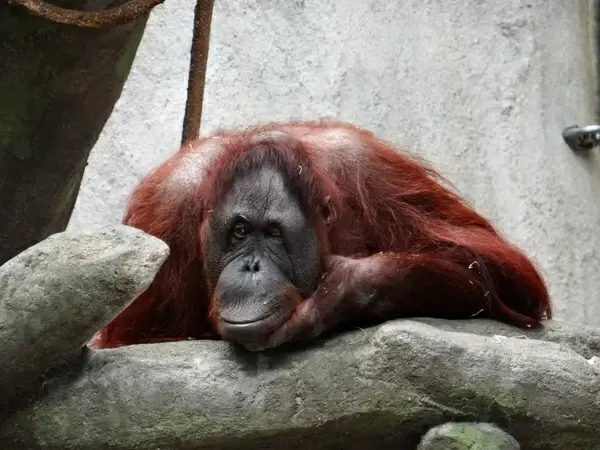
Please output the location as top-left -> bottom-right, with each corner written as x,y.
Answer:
0,0 -> 149,265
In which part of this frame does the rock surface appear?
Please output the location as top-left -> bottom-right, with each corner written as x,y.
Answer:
0,225 -> 169,407
0,318 -> 598,449
417,422 -> 520,450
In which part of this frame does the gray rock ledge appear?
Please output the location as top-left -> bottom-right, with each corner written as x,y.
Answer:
0,316 -> 598,449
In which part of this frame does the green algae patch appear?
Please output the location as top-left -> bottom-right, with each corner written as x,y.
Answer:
417,422 -> 520,450
436,424 -> 503,449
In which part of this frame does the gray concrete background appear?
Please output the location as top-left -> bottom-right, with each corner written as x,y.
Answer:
68,0 -> 600,325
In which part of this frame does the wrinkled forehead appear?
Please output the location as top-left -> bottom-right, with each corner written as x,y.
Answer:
219,166 -> 302,221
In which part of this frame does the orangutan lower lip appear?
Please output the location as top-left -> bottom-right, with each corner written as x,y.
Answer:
220,313 -> 282,329
219,309 -> 291,341
220,316 -> 272,325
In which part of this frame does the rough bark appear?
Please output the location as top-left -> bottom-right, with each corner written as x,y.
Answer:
0,0 -> 150,265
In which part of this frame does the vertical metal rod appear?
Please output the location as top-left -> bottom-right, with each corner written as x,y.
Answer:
181,0 -> 215,145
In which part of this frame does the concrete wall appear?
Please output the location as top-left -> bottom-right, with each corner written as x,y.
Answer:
68,0 -> 600,325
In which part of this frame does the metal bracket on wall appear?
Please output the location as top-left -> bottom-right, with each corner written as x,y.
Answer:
562,125 -> 600,152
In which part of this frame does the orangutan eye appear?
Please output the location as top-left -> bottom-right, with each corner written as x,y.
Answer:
232,221 -> 251,239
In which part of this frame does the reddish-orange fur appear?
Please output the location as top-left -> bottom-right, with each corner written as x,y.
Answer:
92,120 -> 551,349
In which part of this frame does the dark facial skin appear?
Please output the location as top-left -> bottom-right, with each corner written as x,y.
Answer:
202,166 -> 322,348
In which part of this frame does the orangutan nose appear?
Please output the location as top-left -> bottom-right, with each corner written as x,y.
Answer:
242,258 -> 260,273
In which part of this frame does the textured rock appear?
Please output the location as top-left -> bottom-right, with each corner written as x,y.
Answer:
0,318 -> 598,449
417,422 -> 520,450
0,225 -> 169,407
414,317 -> 600,359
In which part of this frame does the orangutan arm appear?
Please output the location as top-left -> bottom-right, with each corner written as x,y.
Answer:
263,245 -> 550,350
